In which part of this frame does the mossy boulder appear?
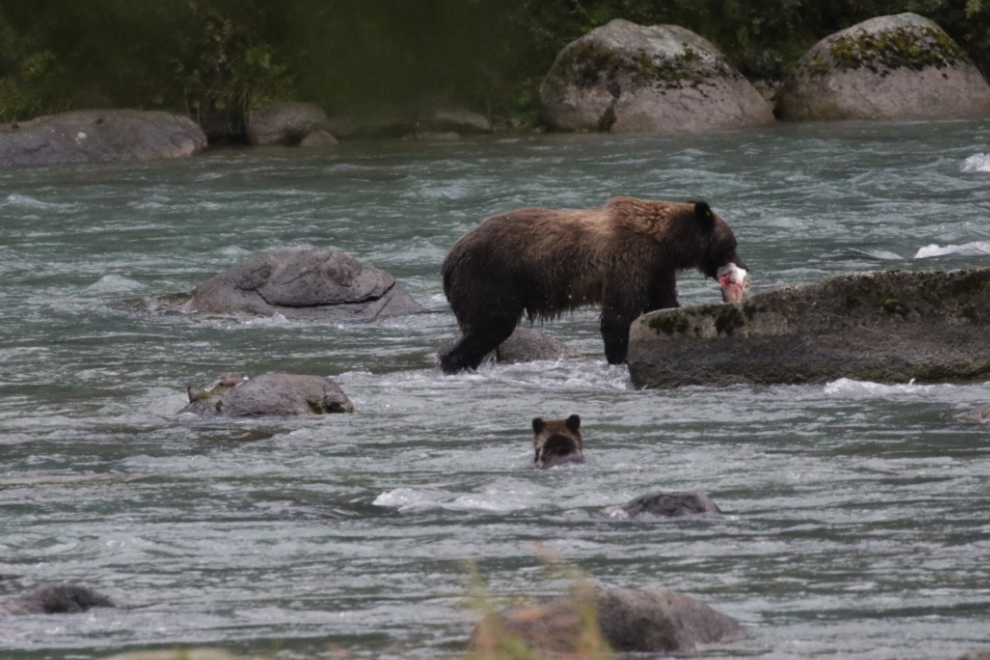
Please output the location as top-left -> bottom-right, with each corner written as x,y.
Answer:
778,13 -> 990,121
628,268 -> 990,388
0,110 -> 206,168
174,248 -> 425,322
539,18 -> 774,133
179,373 -> 355,417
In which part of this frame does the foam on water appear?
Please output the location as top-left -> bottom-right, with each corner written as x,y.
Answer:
961,152 -> 990,172
823,377 -> 956,398
914,241 -> 990,258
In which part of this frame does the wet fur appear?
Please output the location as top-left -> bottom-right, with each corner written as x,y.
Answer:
532,415 -> 584,468
440,197 -> 745,373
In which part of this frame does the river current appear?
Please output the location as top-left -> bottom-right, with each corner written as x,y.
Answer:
1,119 -> 989,660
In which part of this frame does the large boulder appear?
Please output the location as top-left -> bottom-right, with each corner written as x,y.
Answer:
539,19 -> 774,133
0,584 -> 115,615
777,13 -> 990,121
180,248 -> 426,321
246,103 -> 337,146
0,110 -> 207,168
628,268 -> 990,388
473,587 -> 743,654
179,373 -> 355,417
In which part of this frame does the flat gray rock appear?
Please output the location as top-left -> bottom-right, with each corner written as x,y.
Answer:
539,18 -> 774,133
180,248 -> 425,321
0,584 -> 115,615
621,490 -> 721,517
474,587 -> 743,653
180,373 -> 355,418
628,268 -> 990,388
778,13 -> 990,121
0,109 -> 206,168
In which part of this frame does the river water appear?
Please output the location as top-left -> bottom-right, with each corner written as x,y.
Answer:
1,120 -> 990,660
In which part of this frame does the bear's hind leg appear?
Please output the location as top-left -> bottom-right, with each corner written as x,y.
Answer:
440,317 -> 518,374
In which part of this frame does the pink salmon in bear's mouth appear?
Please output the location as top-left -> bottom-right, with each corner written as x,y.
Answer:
717,263 -> 750,303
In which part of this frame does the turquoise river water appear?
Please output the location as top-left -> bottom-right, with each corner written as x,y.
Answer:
1,119 -> 990,660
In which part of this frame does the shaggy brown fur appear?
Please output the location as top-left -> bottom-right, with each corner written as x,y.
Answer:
440,197 -> 745,372
532,414 -> 584,468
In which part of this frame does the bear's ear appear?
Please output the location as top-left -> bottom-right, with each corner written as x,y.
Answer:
692,201 -> 716,232
533,418 -> 546,434
565,414 -> 580,432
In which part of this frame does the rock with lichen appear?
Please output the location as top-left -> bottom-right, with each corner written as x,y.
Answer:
179,373 -> 355,417
778,13 -> 990,121
628,268 -> 990,388
538,18 -> 774,133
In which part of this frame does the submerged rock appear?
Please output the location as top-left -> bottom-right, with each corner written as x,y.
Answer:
176,248 -> 425,321
246,103 -> 336,146
0,109 -> 206,168
955,402 -> 990,424
438,328 -> 580,367
539,18 -> 774,133
958,651 -> 990,660
100,650 -> 272,660
0,584 -> 115,615
495,328 -> 581,364
473,587 -> 743,654
179,373 -> 355,417
621,490 -> 721,517
628,268 -> 990,388
778,13 -> 990,121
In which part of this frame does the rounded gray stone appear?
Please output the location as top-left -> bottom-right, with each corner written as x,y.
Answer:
246,103 -> 335,146
0,109 -> 206,168
179,373 -> 355,418
621,490 -> 721,517
539,18 -> 774,133
181,248 -> 426,321
778,13 -> 990,121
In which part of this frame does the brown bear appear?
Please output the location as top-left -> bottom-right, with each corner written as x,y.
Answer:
440,197 -> 745,373
532,414 -> 585,468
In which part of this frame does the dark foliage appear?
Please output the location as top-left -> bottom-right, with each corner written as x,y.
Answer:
0,1 -> 987,127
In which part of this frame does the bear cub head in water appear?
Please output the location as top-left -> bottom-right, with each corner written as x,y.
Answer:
532,414 -> 584,468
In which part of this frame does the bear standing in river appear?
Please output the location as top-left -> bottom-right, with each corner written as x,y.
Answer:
440,197 -> 746,373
